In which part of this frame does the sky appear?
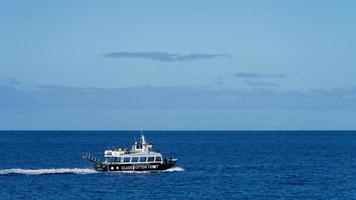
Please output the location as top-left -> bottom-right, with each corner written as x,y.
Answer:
1,0 -> 356,130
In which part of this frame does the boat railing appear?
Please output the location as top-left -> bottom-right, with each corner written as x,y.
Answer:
82,153 -> 101,164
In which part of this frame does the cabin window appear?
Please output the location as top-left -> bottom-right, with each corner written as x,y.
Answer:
114,157 -> 121,162
147,157 -> 155,162
139,157 -> 147,162
123,157 -> 130,162
131,157 -> 139,162
155,156 -> 162,162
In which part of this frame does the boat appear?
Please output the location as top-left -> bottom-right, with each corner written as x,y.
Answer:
82,132 -> 177,172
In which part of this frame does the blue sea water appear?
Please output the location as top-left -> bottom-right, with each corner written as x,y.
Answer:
1,131 -> 356,199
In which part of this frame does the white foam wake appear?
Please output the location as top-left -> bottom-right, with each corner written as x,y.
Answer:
163,166 -> 185,172
0,168 -> 98,175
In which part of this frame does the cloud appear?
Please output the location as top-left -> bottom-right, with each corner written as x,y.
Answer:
1,84 -> 356,111
244,81 -> 279,87
8,79 -> 21,85
0,79 -> 21,86
235,72 -> 298,79
2,84 -> 356,129
102,51 -> 227,62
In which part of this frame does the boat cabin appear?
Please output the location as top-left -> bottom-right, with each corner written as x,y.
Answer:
104,154 -> 163,164
103,133 -> 163,164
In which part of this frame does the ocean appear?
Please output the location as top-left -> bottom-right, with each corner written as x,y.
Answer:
0,131 -> 355,199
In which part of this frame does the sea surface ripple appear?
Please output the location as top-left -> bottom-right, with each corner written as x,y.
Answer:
0,131 -> 356,199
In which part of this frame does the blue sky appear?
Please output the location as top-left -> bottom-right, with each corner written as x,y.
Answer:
1,0 -> 356,129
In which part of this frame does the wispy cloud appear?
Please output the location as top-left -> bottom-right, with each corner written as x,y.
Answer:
102,51 -> 227,62
235,72 -> 298,79
0,79 -> 21,86
244,81 -> 279,87
1,84 -> 356,110
2,84 -> 356,129
8,79 -> 21,85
